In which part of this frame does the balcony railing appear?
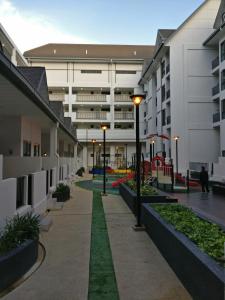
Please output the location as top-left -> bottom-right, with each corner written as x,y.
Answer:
76,111 -> 107,120
213,112 -> 220,123
76,94 -> 107,102
212,56 -> 219,70
212,84 -> 220,96
166,64 -> 170,74
114,112 -> 134,120
167,115 -> 171,125
49,94 -> 66,101
114,94 -> 131,102
166,90 -> 170,99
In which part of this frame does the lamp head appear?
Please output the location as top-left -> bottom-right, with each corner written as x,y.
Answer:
174,136 -> 180,141
92,139 -> 96,144
101,124 -> 108,131
130,94 -> 146,106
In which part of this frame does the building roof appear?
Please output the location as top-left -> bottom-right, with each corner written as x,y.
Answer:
18,67 -> 49,103
158,29 -> 176,41
213,0 -> 225,29
24,43 -> 155,60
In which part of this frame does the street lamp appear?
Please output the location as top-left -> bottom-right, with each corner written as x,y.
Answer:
101,124 -> 108,195
174,136 -> 180,177
98,143 -> 101,166
116,146 -> 119,168
92,139 -> 96,178
131,94 -> 146,228
152,140 -> 155,158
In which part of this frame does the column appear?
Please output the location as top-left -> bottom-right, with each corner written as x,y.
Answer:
110,87 -> 115,129
110,145 -> 115,169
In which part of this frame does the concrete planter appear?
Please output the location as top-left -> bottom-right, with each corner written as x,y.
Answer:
141,204 -> 225,300
119,183 -> 177,215
0,239 -> 38,292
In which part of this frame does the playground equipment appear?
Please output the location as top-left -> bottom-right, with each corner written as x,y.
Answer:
111,172 -> 134,188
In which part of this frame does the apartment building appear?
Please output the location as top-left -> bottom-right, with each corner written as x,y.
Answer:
203,0 -> 225,181
0,24 -> 78,227
24,44 -> 155,169
139,0 -> 221,175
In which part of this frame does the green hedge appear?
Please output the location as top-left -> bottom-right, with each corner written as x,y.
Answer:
151,204 -> 225,262
126,180 -> 158,196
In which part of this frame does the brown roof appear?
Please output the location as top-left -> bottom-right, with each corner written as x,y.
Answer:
24,43 -> 155,60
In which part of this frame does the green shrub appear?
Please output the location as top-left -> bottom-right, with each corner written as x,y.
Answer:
126,180 -> 158,196
56,183 -> 70,194
0,213 -> 40,255
151,204 -> 225,261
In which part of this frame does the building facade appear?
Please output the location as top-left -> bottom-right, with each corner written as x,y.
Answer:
139,0 -> 221,175
24,44 -> 155,170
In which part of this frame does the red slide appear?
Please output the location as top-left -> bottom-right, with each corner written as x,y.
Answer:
112,173 -> 134,188
176,174 -> 199,187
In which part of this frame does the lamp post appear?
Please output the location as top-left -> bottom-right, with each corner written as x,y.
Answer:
125,144 -> 128,173
152,140 -> 155,158
92,139 -> 96,178
101,125 -> 107,195
98,143 -> 101,166
116,146 -> 119,169
131,94 -> 146,228
174,136 -> 179,177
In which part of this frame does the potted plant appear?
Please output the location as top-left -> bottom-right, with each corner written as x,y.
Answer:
0,213 -> 40,292
53,183 -> 70,202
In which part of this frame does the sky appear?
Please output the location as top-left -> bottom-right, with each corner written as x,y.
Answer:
0,0 -> 204,53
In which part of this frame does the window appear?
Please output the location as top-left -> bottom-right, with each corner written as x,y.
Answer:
162,110 -> 166,126
72,105 -> 76,112
221,41 -> 225,62
161,61 -> 165,78
33,144 -> 40,157
81,70 -> 102,74
64,104 -> 69,112
221,69 -> 225,90
161,85 -> 166,102
23,141 -> 31,156
116,70 -> 136,74
115,124 -> 121,129
155,97 -> 157,107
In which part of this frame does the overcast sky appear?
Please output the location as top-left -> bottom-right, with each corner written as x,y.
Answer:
0,0 -> 204,53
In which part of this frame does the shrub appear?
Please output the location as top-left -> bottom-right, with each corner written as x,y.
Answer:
151,204 -> 225,261
0,213 -> 40,256
56,183 -> 70,194
126,180 -> 158,196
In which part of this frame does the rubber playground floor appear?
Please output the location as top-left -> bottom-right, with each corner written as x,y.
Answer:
76,174 -> 125,195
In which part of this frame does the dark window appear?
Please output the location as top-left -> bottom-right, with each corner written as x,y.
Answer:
116,70 -> 136,74
155,97 -> 157,106
162,110 -> 166,126
23,141 -> 31,156
221,69 -> 225,90
161,85 -> 166,102
221,41 -> 225,62
161,61 -> 165,78
33,144 -> 40,157
81,70 -> 102,74
64,104 -> 69,112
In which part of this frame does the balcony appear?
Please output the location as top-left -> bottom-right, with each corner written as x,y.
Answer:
166,64 -> 170,74
114,94 -> 132,102
76,111 -> 108,120
167,115 -> 171,125
213,112 -> 220,123
76,94 -> 107,102
212,84 -> 219,96
77,129 -> 135,142
166,90 -> 170,99
49,94 -> 66,102
114,112 -> 134,120
212,56 -> 219,70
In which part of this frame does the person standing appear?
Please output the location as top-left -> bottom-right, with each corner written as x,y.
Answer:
199,166 -> 209,192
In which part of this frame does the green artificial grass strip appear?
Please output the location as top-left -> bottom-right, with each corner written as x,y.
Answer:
88,191 -> 120,300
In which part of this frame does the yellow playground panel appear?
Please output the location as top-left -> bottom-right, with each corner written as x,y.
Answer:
113,169 -> 132,174
152,170 -> 172,184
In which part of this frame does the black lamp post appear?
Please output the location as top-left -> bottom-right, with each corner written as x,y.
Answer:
131,94 -> 146,228
152,140 -> 155,158
116,147 -> 119,169
92,139 -> 96,178
98,143 -> 101,166
101,125 -> 107,195
125,144 -> 128,173
174,136 -> 179,176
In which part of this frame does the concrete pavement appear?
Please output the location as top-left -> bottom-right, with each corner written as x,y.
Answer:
102,194 -> 191,300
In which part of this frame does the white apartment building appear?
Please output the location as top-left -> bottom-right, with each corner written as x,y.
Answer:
203,0 -> 225,181
24,44 -> 155,170
139,0 -> 221,175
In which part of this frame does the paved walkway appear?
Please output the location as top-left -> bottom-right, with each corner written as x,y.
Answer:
3,184 -> 92,300
172,189 -> 225,227
102,194 -> 191,300
3,180 -> 191,300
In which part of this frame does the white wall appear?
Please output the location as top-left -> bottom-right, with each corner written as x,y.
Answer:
31,170 -> 47,214
0,178 -> 17,229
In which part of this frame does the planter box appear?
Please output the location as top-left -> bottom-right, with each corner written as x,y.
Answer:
141,204 -> 225,300
0,239 -> 38,292
119,183 -> 177,215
